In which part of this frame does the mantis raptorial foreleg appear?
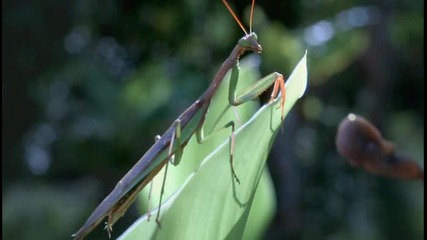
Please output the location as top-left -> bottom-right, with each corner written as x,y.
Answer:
229,62 -> 286,119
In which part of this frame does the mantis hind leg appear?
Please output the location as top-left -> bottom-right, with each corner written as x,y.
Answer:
155,119 -> 182,226
147,135 -> 162,221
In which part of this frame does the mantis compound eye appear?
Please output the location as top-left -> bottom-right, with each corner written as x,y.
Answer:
336,113 -> 423,182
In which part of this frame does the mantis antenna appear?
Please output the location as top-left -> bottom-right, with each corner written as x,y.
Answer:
222,0 -> 249,35
249,0 -> 255,33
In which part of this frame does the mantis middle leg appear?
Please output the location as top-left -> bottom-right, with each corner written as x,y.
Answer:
197,61 -> 286,184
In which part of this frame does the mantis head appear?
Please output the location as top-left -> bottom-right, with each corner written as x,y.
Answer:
239,32 -> 262,53
223,0 -> 262,53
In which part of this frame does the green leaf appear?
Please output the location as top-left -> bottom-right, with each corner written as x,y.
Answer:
118,51 -> 308,240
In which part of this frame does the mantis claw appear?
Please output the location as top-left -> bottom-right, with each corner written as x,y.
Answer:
155,219 -> 162,228
229,123 -> 240,184
234,172 -> 241,184
104,221 -> 113,239
268,73 -> 286,121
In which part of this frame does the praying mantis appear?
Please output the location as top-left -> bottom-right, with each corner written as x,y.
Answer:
71,0 -> 287,239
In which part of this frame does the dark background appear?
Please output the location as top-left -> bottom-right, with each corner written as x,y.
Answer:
2,0 -> 423,240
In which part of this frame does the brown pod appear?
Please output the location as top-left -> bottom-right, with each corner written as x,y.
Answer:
336,113 -> 423,181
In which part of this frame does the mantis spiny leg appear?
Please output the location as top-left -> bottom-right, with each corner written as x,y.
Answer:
146,135 -> 162,221
155,119 -> 182,226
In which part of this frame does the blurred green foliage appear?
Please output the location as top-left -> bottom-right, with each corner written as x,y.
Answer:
2,0 -> 423,240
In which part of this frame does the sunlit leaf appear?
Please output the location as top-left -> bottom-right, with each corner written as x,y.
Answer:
117,50 -> 307,240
